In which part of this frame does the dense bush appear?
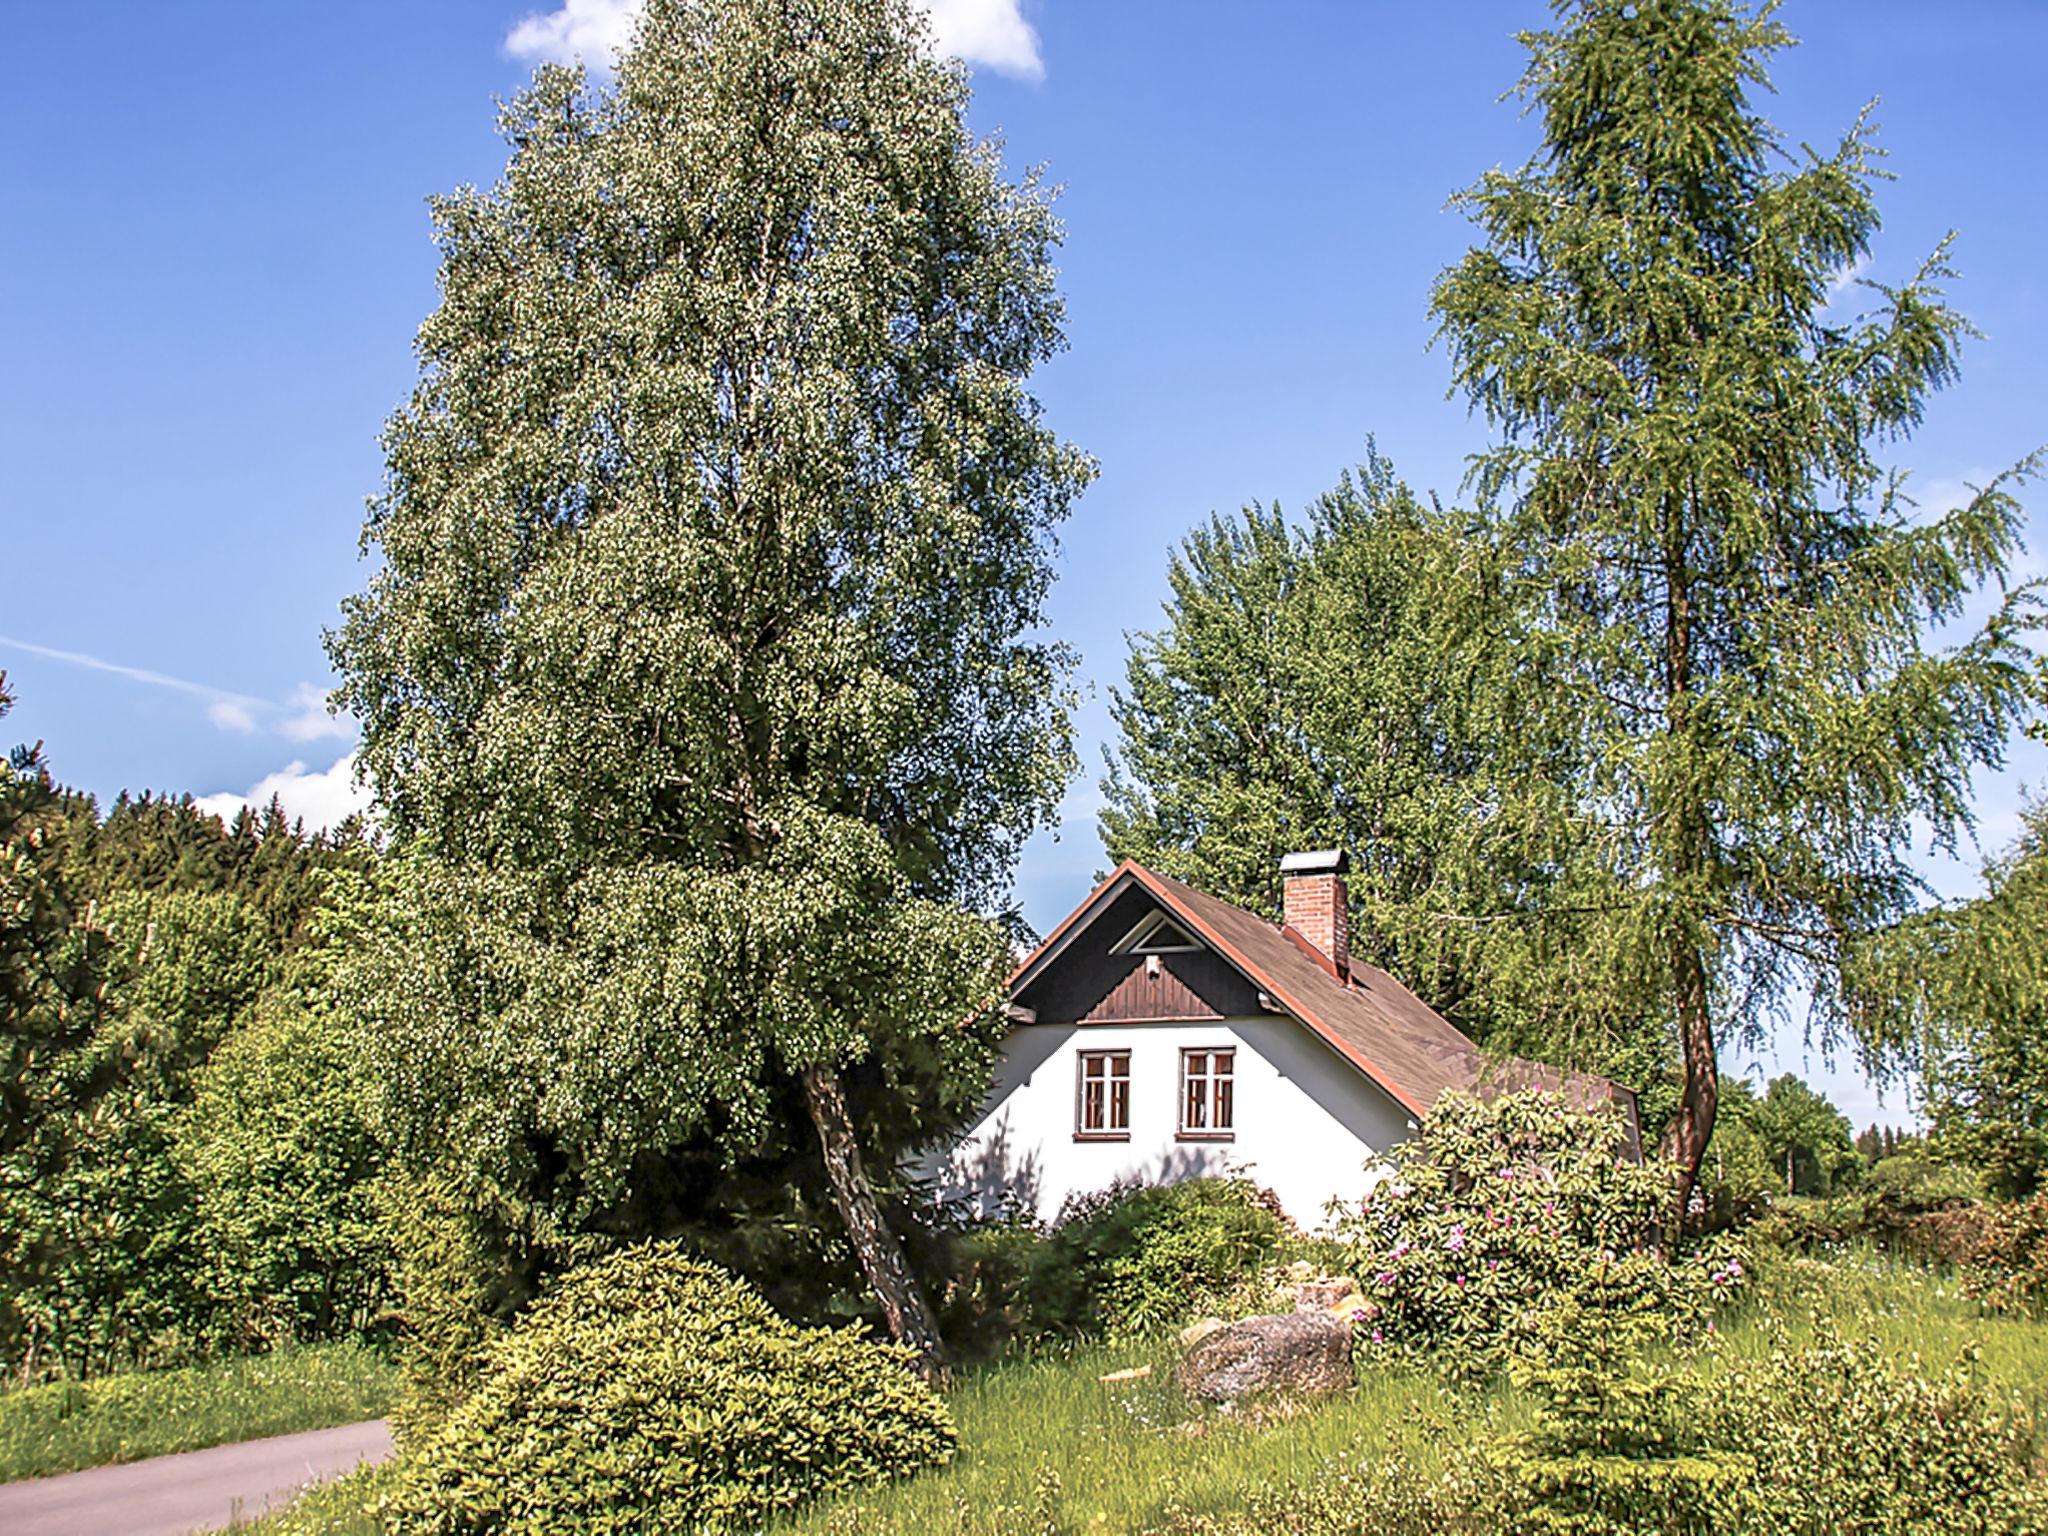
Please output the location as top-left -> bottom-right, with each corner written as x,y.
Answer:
384,1245 -> 954,1534
1699,1319 -> 2046,1534
1964,1192 -> 2048,1318
1332,1091 -> 1745,1382
1751,1149 -> 1991,1266
968,1178 -> 1289,1341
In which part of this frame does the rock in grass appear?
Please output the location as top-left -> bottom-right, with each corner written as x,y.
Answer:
1177,1317 -> 1229,1349
1174,1311 -> 1354,1404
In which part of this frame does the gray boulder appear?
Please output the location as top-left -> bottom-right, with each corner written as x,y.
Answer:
1174,1311 -> 1354,1404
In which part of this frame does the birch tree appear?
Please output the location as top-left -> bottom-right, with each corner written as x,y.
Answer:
330,0 -> 1088,1375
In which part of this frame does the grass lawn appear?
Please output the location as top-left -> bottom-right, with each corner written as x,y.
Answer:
780,1249 -> 2048,1534
0,1342 -> 399,1484
248,1250 -> 2048,1534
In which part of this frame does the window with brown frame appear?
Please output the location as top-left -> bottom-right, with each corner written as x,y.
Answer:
1179,1047 -> 1235,1139
1076,1050 -> 1131,1139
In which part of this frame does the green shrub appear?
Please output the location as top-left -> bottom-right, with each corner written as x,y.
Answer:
1699,1318 -> 2046,1534
384,1244 -> 953,1535
1331,1091 -> 1745,1383
1965,1192 -> 2048,1318
1865,1149 -> 1982,1211
1028,1178 -> 1288,1338
1479,1300 -> 1752,1536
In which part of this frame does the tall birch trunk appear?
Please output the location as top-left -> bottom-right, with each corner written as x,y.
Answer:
800,1063 -> 949,1383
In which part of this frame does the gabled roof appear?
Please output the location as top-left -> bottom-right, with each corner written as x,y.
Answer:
1009,859 -> 1633,1126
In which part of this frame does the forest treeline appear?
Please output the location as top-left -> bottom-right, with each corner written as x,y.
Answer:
1,677 -> 385,1381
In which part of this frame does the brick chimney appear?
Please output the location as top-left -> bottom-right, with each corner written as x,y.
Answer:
1280,849 -> 1350,979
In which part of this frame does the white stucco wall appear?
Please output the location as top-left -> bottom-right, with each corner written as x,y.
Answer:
927,1017 -> 1416,1228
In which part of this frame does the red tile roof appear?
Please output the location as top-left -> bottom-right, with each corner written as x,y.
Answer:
1010,860 -> 1636,1133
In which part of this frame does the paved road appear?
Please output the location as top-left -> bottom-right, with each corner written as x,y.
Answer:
0,1418 -> 393,1536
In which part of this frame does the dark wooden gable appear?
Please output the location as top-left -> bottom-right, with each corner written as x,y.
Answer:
1015,884 -> 1261,1026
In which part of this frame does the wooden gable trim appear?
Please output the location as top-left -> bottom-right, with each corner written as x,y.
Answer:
1003,860 -> 1428,1120
1078,958 -> 1224,1025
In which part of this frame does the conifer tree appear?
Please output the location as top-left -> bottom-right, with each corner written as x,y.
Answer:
1432,0 -> 2039,1215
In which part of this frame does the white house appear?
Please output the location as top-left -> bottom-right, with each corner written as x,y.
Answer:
931,850 -> 1637,1228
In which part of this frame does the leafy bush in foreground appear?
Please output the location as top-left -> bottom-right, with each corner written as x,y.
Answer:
1332,1092 -> 1745,1382
384,1245 -> 954,1535
1700,1323 -> 2045,1535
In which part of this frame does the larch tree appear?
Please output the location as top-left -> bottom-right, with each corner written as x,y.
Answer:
329,0 -> 1089,1376
1431,0 -> 2039,1217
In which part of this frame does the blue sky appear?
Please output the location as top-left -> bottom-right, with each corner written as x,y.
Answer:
3,1 -> 2043,1125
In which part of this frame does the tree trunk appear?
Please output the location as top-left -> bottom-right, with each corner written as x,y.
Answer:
800,1064 -> 949,1383
1659,936 -> 1718,1232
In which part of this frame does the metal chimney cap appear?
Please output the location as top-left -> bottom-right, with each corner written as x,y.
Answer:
1279,849 -> 1349,875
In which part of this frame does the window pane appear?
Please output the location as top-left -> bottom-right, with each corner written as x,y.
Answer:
1214,1050 -> 1234,1076
1215,1077 -> 1234,1129
1110,1078 -> 1129,1130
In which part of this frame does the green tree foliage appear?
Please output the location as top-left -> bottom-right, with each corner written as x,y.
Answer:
1853,806 -> 2048,1198
1,676 -> 386,1378
1,888 -> 271,1378
328,0 -> 1089,1373
1697,1078 -> 1775,1228
175,876 -> 392,1354
384,1246 -> 955,1536
1429,0 -> 2040,1212
1101,453 -> 1669,1114
1750,1073 -> 1859,1196
54,790 -> 370,952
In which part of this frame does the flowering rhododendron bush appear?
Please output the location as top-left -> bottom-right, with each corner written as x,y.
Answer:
1332,1091 -> 1747,1381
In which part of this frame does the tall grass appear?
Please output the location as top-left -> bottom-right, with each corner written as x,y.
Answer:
0,1342 -> 398,1483
776,1340 -> 1528,1534
245,1250 -> 2048,1534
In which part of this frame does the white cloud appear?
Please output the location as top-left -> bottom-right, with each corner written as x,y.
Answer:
281,682 -> 355,744
504,0 -> 1045,80
208,699 -> 258,733
0,634 -> 271,730
505,0 -> 638,67
194,751 -> 375,834
924,0 -> 1043,81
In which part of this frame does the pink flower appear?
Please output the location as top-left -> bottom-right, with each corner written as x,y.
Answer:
1391,1240 -> 1412,1259
1455,1275 -> 1467,1288
1446,1227 -> 1466,1252
1375,1271 -> 1395,1288
1371,1329 -> 1384,1343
